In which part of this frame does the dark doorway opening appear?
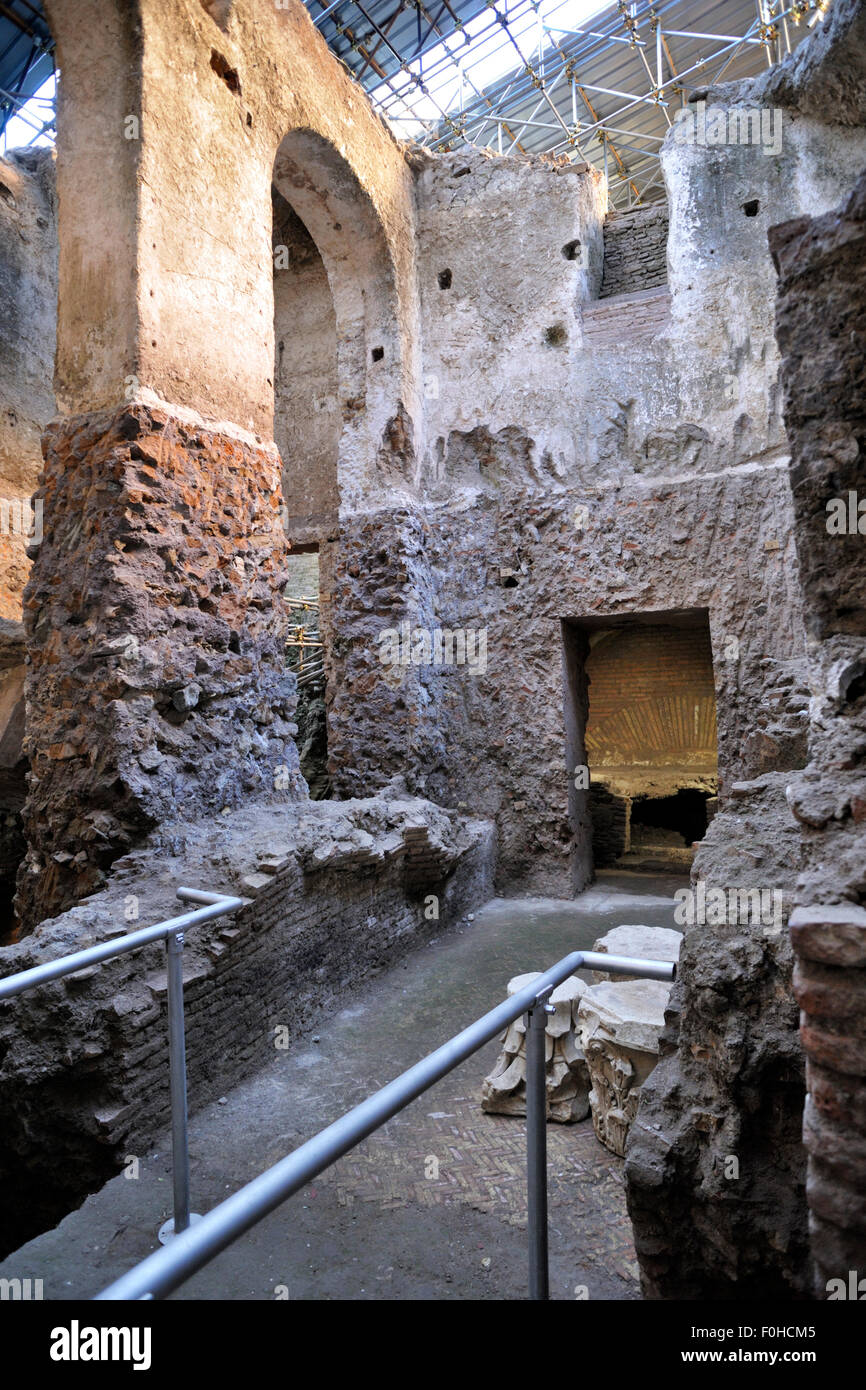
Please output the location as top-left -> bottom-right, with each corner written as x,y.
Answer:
630,789 -> 709,849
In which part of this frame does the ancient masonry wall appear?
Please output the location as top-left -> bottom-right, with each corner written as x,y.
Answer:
0,796 -> 494,1255
328,113 -> 866,896
0,149 -> 56,620
0,619 -> 26,923
10,0 -> 424,928
321,73 -> 866,1296
625,0 -> 866,1300
16,403 -> 304,930
599,204 -> 669,299
3,0 -> 865,1301
770,170 -> 866,1296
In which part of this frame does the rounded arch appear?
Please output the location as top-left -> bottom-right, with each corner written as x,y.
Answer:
272,127 -> 407,516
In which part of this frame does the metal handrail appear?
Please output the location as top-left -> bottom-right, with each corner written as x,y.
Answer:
0,887 -> 244,1242
95,948 -> 676,1302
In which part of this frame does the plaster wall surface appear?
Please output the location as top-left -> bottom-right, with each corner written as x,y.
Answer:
273,192 -> 340,544
0,150 -> 56,619
136,0 -> 419,459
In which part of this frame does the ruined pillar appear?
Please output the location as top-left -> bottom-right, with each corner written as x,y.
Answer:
16,0 -> 305,927
17,404 -> 300,926
770,170 -> 866,1296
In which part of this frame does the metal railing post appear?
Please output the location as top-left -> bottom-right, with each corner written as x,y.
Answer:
162,928 -> 193,1242
526,994 -> 553,1301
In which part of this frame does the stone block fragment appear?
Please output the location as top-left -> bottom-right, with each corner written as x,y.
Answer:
577,979 -> 671,1156
589,924 -> 681,982
481,972 -> 591,1122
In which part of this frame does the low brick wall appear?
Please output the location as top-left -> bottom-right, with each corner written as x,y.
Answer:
0,797 -> 494,1256
580,286 -> 671,348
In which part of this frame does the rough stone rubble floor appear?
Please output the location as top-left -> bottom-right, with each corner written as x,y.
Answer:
1,871 -> 684,1301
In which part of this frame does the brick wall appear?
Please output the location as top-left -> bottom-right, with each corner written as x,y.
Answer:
585,624 -> 717,770
599,203 -> 669,299
0,805 -> 494,1256
580,286 -> 671,348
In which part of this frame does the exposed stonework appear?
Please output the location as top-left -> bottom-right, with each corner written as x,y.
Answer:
626,773 -> 810,1298
599,204 -> 669,300
769,167 -> 866,1296
0,619 -> 27,939
578,978 -> 671,1158
1,0 -> 865,1305
17,402 -> 303,929
324,88 -> 866,906
0,790 -> 493,1256
329,464 -> 807,897
481,972 -> 590,1123
623,2 -> 866,1300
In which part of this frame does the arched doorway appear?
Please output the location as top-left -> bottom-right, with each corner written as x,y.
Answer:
271,128 -> 402,799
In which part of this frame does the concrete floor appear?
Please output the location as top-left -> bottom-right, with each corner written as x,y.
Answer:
0,871 -> 684,1301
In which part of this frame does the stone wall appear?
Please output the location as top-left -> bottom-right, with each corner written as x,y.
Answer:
599,204 -> 669,299
322,93 -> 866,902
17,402 -> 303,930
626,773 -> 810,1297
10,0 -> 434,928
770,169 -> 866,1296
623,0 -> 866,1299
4,0 -> 866,1301
0,792 -> 493,1256
0,620 -> 26,940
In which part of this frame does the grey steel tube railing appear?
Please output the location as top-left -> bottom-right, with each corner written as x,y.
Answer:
0,887 -> 244,1241
526,995 -> 553,1300
95,948 -> 675,1302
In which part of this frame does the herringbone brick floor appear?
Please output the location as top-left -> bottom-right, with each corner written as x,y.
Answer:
318,1095 -> 640,1288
